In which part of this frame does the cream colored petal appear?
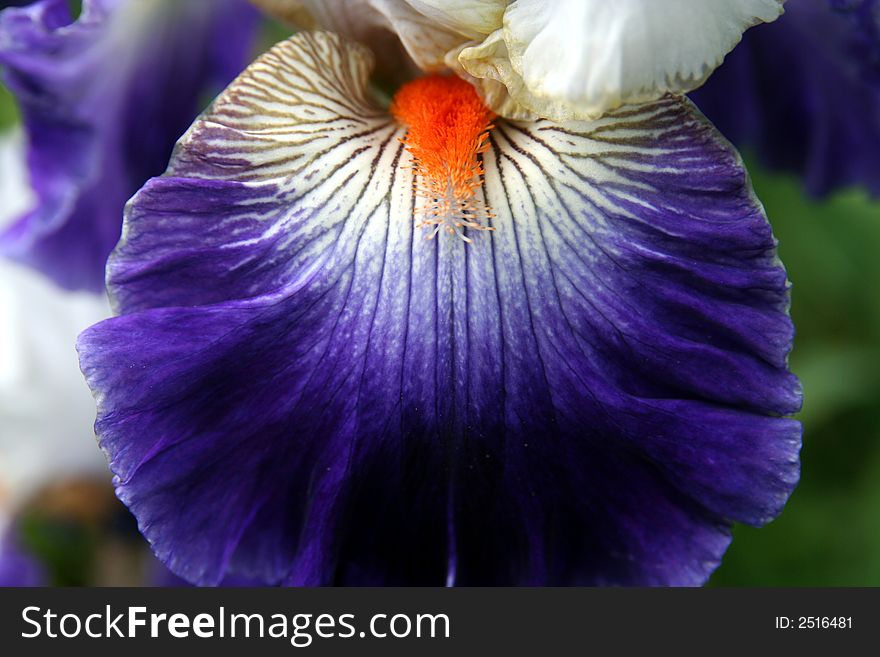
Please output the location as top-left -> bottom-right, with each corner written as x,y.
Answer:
446,32 -> 539,120
370,0 -> 468,69
459,0 -> 785,120
403,0 -> 504,38
251,0 -> 467,70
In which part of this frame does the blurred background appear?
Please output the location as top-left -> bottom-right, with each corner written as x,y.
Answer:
1,2 -> 879,586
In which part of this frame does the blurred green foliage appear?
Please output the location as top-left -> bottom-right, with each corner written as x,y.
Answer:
711,162 -> 880,586
18,512 -> 95,587
0,84 -> 18,131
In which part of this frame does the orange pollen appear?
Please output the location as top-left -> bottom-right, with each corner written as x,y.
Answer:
391,75 -> 496,242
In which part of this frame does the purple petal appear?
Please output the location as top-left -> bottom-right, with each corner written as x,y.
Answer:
0,0 -> 260,291
829,0 -> 880,82
79,33 -> 802,586
0,534 -> 46,586
149,552 -> 262,587
691,0 -> 880,197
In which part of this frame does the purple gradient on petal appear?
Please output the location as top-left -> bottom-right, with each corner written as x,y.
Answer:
691,0 -> 880,197
78,92 -> 801,586
0,0 -> 260,290
149,553 -> 263,587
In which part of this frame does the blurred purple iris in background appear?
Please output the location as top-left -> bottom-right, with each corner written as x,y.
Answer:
692,0 -> 880,196
0,0 -> 259,290
0,0 -> 260,584
0,532 -> 46,586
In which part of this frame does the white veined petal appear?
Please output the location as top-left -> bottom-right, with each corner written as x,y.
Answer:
459,0 -> 786,120
115,31 -> 413,316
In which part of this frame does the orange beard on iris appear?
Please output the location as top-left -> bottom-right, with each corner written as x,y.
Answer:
391,75 -> 497,242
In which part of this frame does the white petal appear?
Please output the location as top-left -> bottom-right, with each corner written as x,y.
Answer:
458,0 -> 786,120
445,31 -> 537,120
251,0 -> 467,70
0,129 -> 35,231
403,0 -> 504,38
0,259 -> 110,529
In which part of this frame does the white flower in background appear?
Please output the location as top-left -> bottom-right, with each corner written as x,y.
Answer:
252,0 -> 786,119
0,129 -> 110,536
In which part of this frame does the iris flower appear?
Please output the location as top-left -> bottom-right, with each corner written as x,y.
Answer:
692,0 -> 880,196
68,0 -> 806,585
0,0 -> 259,290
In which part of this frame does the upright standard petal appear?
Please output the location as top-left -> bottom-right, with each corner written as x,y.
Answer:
691,0 -> 880,197
456,0 -> 786,120
251,0 -> 472,72
0,0 -> 259,291
251,0 -> 786,121
79,32 -> 801,586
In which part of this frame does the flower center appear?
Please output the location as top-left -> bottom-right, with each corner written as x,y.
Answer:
391,75 -> 496,242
